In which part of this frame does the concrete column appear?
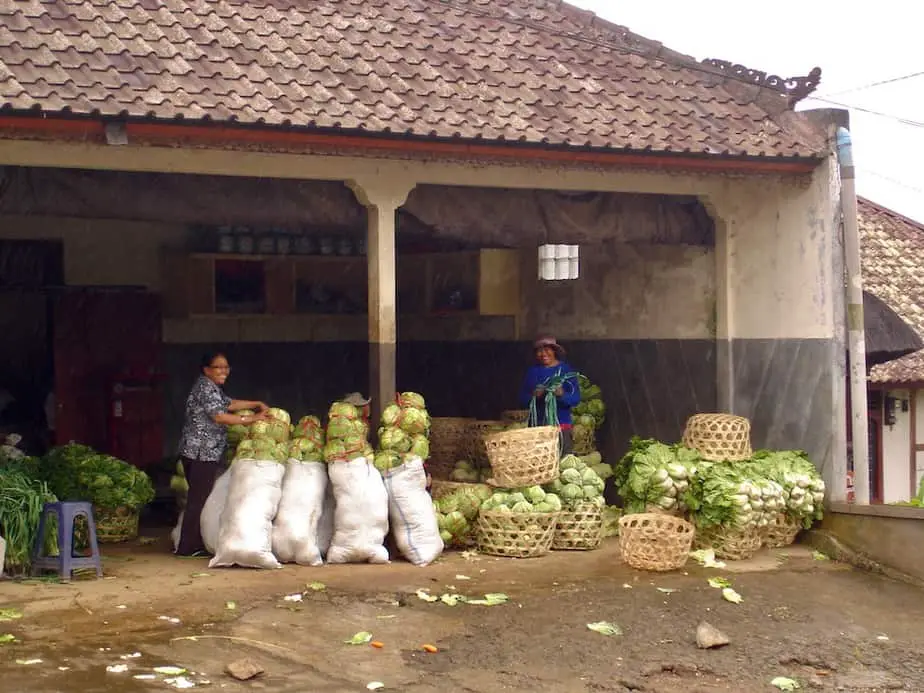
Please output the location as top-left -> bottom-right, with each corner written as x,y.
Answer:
347,178 -> 416,428
701,196 -> 735,413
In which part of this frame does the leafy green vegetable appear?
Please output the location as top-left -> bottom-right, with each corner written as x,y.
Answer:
41,444 -> 154,511
0,468 -> 58,575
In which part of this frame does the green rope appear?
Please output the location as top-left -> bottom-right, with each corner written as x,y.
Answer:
528,371 -> 578,456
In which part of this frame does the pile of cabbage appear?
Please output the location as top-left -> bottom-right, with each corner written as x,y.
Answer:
572,374 -> 605,431
449,459 -> 490,484
323,401 -> 374,463
615,438 -> 700,514
289,415 -> 325,462
480,485 -> 564,513
543,455 -> 606,509
234,408 -> 292,462
374,392 -> 431,472
746,450 -> 826,527
433,485 -> 491,545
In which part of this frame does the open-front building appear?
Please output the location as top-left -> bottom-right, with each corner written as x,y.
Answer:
0,0 -> 848,498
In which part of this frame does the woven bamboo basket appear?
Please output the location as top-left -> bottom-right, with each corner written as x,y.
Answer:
762,514 -> 802,549
682,413 -> 752,462
483,425 -> 561,487
94,505 -> 140,544
552,502 -> 604,551
430,480 -> 491,501
475,510 -> 560,558
572,424 -> 597,456
471,420 -> 508,468
428,417 -> 475,479
618,513 -> 694,572
695,525 -> 762,561
501,409 -> 530,424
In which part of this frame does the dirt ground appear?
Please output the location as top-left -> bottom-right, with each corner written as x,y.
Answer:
1,532 -> 924,693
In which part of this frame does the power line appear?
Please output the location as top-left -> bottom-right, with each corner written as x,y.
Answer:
862,170 -> 924,195
816,71 -> 924,99
807,96 -> 924,128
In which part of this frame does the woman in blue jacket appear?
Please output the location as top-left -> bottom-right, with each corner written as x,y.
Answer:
519,336 -> 581,455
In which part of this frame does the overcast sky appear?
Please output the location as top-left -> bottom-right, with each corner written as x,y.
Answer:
570,0 -> 924,223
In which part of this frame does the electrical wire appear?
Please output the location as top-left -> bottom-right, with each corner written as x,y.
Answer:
816,71 -> 924,99
805,96 -> 924,129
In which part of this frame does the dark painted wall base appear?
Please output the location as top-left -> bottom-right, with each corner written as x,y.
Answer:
164,339 -> 718,467
723,338 -> 837,472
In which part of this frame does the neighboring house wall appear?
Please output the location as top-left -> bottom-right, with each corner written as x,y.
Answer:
881,389 -> 913,503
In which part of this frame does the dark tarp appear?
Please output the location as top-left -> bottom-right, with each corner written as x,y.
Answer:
864,290 -> 923,367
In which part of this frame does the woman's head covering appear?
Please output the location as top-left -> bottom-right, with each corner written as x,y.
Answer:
533,335 -> 565,358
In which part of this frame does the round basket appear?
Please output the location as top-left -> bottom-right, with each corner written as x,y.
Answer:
618,513 -> 694,572
695,525 -> 762,561
94,505 -> 140,544
471,420 -> 508,468
501,409 -> 530,424
681,413 -> 752,462
552,502 -> 604,551
572,424 -> 597,456
483,426 -> 561,487
428,417 -> 475,479
762,513 -> 802,549
430,480 -> 491,501
475,510 -> 560,558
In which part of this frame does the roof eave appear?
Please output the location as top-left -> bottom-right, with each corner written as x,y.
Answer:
0,113 -> 824,175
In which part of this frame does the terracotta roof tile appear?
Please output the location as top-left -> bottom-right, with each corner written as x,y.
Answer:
0,0 -> 825,156
861,198 -> 924,384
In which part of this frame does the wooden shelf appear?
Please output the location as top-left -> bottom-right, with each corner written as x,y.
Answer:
163,249 -> 520,322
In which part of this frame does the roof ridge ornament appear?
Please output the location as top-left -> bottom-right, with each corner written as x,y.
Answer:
701,59 -> 822,106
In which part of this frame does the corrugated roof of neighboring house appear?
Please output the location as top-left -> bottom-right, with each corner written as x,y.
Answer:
861,197 -> 924,384
0,0 -> 826,157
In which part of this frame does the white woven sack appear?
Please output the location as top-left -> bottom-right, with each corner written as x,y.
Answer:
384,457 -> 444,566
199,468 -> 231,555
318,484 -> 335,558
209,459 -> 284,570
272,460 -> 329,566
326,457 -> 389,564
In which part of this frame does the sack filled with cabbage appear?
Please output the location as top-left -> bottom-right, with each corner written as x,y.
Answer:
209,458 -> 284,570
272,459 -> 329,566
543,455 -> 606,510
324,400 -> 373,463
326,457 -> 390,564
383,457 -> 443,566
234,437 -> 289,463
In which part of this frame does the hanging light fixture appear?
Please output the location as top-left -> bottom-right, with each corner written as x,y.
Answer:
538,244 -> 579,281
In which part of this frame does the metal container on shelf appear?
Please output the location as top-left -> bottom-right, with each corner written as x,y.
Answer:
256,232 -> 275,255
319,237 -> 335,255
235,227 -> 254,255
217,226 -> 235,254
276,232 -> 292,255
295,235 -> 317,255
337,237 -> 353,256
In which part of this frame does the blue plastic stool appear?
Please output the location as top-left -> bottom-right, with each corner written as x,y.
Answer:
31,502 -> 103,580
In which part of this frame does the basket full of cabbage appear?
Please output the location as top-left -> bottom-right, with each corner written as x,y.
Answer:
544,455 -> 606,510
476,485 -> 562,558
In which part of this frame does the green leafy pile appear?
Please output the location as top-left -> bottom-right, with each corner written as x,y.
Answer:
684,463 -> 784,531
572,373 -> 605,431
615,438 -> 700,514
449,459 -> 490,483
544,455 -> 605,509
0,468 -> 57,575
434,485 -> 492,546
481,485 -> 564,513
746,450 -> 825,527
324,401 -> 374,463
288,415 -> 325,463
42,443 -> 155,510
375,392 -> 431,470
893,476 -> 924,508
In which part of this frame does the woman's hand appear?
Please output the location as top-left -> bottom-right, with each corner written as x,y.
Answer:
254,402 -> 269,412
534,385 -> 546,398
553,386 -> 564,397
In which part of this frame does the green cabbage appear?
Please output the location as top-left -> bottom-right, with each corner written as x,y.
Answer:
373,450 -> 401,472
328,402 -> 361,420
397,392 -> 427,410
379,426 -> 412,453
399,407 -> 430,435
511,501 -> 534,513
409,434 -> 430,459
524,485 -> 546,504
381,403 -> 403,427
561,468 -> 582,485
328,416 -> 368,440
267,407 -> 291,425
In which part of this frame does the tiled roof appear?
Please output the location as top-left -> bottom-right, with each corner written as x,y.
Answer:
861,197 -> 924,384
0,0 -> 826,157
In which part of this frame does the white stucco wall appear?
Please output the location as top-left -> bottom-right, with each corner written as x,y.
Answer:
880,388 -> 924,503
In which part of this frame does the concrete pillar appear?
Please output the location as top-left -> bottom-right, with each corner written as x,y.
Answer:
347,178 -> 416,428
